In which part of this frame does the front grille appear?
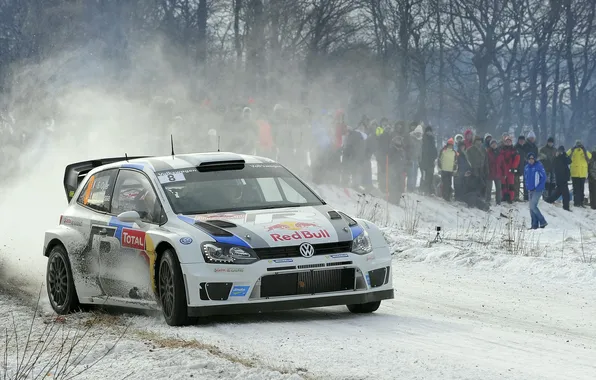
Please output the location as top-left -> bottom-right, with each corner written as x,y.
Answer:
260,268 -> 355,298
254,241 -> 352,260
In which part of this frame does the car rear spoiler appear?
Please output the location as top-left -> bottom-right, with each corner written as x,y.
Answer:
63,156 -> 150,202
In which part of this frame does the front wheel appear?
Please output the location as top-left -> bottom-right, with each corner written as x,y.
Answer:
158,249 -> 194,326
347,301 -> 381,314
46,245 -> 80,314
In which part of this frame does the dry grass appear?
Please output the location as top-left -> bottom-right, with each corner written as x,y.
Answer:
440,208 -> 546,257
1,289 -> 129,380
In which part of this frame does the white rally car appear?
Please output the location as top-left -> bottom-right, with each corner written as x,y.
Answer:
44,152 -> 394,325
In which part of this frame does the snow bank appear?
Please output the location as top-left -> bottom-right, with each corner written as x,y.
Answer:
312,184 -> 596,286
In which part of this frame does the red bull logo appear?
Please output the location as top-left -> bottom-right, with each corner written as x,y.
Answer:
266,221 -> 318,231
267,221 -> 329,242
270,229 -> 330,242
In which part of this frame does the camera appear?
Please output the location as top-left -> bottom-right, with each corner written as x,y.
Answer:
436,226 -> 441,232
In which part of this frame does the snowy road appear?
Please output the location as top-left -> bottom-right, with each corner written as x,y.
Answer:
2,256 -> 595,379
125,261 -> 596,380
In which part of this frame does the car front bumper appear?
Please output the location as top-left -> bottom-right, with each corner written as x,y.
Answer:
180,249 -> 394,317
187,288 -> 394,317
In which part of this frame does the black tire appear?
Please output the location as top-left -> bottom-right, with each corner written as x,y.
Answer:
347,301 -> 381,314
158,249 -> 194,326
46,245 -> 80,314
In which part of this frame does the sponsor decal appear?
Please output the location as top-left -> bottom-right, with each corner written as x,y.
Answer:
365,274 -> 371,287
195,213 -> 245,221
229,285 -> 250,297
214,268 -> 244,273
266,221 -> 319,231
327,253 -> 349,259
121,228 -> 145,250
270,229 -> 330,242
179,237 -> 193,245
268,258 -> 294,264
61,217 -> 83,227
249,164 -> 281,168
366,254 -> 375,261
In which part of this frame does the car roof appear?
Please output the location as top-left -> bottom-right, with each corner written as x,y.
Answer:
98,152 -> 277,173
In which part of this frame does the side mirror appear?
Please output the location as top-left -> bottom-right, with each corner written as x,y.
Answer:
117,211 -> 141,223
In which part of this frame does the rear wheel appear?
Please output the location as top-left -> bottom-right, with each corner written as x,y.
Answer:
46,245 -> 80,314
347,301 -> 381,314
158,249 -> 194,326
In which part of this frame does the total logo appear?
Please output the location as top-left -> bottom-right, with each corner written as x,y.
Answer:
122,228 -> 146,250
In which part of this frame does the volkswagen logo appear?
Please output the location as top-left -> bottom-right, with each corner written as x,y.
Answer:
299,242 -> 315,258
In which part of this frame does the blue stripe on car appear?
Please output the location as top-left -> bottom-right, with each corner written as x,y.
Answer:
177,215 -> 251,248
350,225 -> 364,239
108,216 -> 134,240
121,163 -> 145,170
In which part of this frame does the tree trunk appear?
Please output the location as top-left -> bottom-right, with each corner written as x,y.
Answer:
196,0 -> 208,64
539,49 -> 549,142
551,52 -> 560,140
234,0 -> 243,71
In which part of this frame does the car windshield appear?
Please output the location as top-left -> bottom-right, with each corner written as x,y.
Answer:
156,163 -> 324,214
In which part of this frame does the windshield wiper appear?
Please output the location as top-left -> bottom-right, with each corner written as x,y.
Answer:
256,204 -> 303,210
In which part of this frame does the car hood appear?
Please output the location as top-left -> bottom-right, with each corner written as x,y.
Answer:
178,205 -> 360,248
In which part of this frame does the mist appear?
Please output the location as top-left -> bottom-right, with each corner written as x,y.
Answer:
1,0 -> 595,305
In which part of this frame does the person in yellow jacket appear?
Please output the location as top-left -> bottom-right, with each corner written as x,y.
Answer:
438,138 -> 458,201
567,140 -> 592,207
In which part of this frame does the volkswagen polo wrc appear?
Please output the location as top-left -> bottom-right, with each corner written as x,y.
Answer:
44,152 -> 394,325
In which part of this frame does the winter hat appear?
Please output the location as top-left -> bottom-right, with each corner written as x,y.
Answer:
490,139 -> 498,147
558,145 -> 565,153
454,134 -> 464,141
518,135 -> 525,141
505,136 -> 513,142
547,137 -> 554,143
425,125 -> 433,133
410,124 -> 424,139
527,152 -> 536,160
447,138 -> 454,145
464,129 -> 473,138
484,133 -> 492,139
527,131 -> 536,140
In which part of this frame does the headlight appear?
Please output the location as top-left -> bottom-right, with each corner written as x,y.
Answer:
351,229 -> 372,255
201,242 -> 258,264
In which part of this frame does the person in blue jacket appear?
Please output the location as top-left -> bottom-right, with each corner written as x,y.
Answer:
524,151 -> 548,229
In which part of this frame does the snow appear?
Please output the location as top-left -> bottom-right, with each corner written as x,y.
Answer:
2,182 -> 596,379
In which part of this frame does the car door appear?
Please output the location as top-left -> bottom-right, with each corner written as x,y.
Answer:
99,169 -> 163,300
74,168 -> 118,299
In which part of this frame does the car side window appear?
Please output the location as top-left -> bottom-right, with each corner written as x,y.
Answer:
76,170 -> 116,212
111,170 -> 162,224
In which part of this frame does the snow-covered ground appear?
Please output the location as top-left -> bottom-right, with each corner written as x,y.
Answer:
2,179 -> 596,379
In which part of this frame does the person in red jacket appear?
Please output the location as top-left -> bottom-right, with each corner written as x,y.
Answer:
499,136 -> 520,203
486,139 -> 503,204
463,128 -> 474,150
334,109 -> 347,149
